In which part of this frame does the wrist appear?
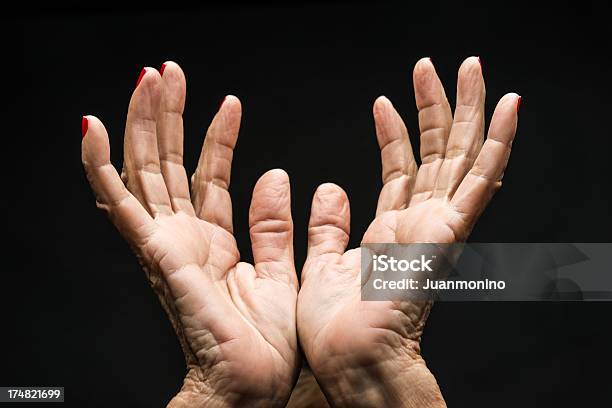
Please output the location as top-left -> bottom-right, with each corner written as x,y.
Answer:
167,368 -> 290,408
166,368 -> 226,408
313,353 -> 446,408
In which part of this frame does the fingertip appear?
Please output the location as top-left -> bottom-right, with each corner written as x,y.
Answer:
82,115 -> 106,138
373,95 -> 392,115
313,183 -> 349,208
221,94 -> 241,109
374,95 -> 391,104
315,182 -> 344,195
218,95 -> 242,123
414,56 -> 434,71
159,60 -> 185,81
413,58 -> 442,103
497,92 -> 521,113
488,93 -> 520,145
250,169 -> 292,228
252,169 -> 291,210
457,56 -> 483,80
81,115 -> 110,165
259,168 -> 290,186
502,92 -> 521,101
413,57 -> 436,80
135,67 -> 162,91
214,95 -> 243,138
456,56 -> 485,106
129,68 -> 163,120
463,55 -> 481,67
136,67 -> 153,87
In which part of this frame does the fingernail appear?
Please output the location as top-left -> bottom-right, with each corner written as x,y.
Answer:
160,63 -> 167,77
136,67 -> 147,87
516,96 -> 522,113
81,116 -> 89,138
219,96 -> 227,110
428,56 -> 433,63
477,56 -> 482,69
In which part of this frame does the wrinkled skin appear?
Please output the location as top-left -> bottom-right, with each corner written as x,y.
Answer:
81,62 -> 299,407
298,57 -> 520,407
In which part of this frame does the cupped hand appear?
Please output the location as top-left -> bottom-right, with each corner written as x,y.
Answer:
81,62 -> 299,408
298,57 -> 520,407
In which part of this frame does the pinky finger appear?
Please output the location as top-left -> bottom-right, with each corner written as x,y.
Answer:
81,115 -> 154,241
451,93 -> 520,226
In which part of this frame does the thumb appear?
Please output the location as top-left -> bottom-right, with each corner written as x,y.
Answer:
306,183 -> 351,261
249,169 -> 297,287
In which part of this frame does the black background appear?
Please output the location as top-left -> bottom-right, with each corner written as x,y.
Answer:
4,1 -> 612,407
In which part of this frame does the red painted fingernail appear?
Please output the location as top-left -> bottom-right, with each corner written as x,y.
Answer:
219,96 -> 227,110
160,63 -> 167,77
516,96 -> 522,113
136,67 -> 147,87
81,116 -> 89,138
477,56 -> 482,69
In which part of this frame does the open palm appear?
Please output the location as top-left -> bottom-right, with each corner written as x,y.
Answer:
298,57 -> 520,407
81,63 -> 299,407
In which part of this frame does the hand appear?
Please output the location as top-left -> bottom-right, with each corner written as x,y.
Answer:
81,62 -> 299,407
298,57 -> 520,407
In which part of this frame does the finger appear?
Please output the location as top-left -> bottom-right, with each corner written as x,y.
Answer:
82,115 -> 154,241
156,61 -> 195,215
410,57 -> 453,205
373,96 -> 417,215
433,56 -> 486,199
306,183 -> 350,260
191,95 -> 241,233
123,67 -> 173,217
452,93 -> 520,227
249,169 -> 297,287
